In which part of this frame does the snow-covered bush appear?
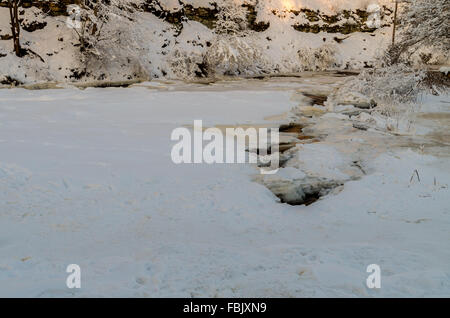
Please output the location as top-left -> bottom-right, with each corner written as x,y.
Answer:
71,0 -> 149,80
400,0 -> 449,52
168,49 -> 205,80
387,0 -> 449,65
277,55 -> 303,74
329,64 -> 425,132
297,45 -> 341,71
354,65 -> 425,109
205,36 -> 269,76
204,1 -> 270,76
213,0 -> 248,35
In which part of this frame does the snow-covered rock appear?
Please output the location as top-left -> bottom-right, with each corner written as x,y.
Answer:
440,66 -> 450,76
331,91 -> 376,109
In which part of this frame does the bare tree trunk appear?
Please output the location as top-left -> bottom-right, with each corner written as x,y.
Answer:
392,0 -> 399,45
8,0 -> 22,57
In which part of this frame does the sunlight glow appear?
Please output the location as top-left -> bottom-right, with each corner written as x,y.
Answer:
273,0 -> 387,14
281,0 -> 296,11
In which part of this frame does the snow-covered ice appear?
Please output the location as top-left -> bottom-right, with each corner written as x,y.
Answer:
0,79 -> 449,297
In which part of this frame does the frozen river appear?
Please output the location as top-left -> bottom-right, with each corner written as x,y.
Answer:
0,77 -> 449,297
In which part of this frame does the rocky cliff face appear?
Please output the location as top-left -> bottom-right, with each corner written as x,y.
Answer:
0,0 -> 80,16
0,0 -> 392,33
142,0 -> 392,34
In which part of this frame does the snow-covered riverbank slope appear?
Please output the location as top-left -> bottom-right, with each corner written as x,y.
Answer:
0,0 -> 399,84
0,77 -> 449,297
